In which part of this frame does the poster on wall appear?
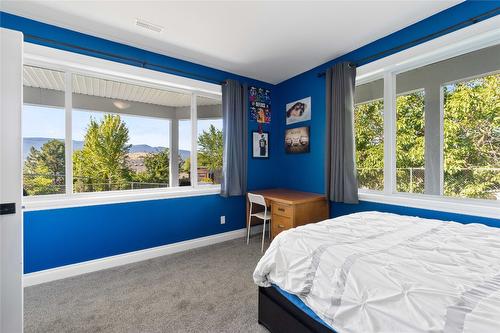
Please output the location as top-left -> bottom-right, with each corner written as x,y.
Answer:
252,131 -> 269,158
249,86 -> 271,124
285,126 -> 310,154
286,97 -> 311,125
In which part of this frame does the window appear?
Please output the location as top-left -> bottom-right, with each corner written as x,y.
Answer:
178,118 -> 192,186
196,95 -> 222,185
354,79 -> 384,191
443,73 -> 499,200
22,63 -> 222,199
395,89 -> 425,194
72,109 -> 171,193
355,43 -> 499,206
71,73 -> 182,193
23,66 -> 66,196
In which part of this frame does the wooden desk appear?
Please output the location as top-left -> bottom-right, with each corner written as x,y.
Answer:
246,188 -> 329,239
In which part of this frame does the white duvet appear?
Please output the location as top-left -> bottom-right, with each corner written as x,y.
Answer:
253,211 -> 500,333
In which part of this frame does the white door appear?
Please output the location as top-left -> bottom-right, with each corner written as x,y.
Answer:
0,28 -> 24,333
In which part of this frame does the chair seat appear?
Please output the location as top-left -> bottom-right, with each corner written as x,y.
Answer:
251,211 -> 271,220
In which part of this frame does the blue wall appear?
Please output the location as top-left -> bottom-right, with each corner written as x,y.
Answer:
273,2 -> 500,224
0,11 -> 280,273
24,196 -> 245,273
331,201 -> 500,228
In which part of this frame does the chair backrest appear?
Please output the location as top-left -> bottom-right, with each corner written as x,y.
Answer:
247,193 -> 267,207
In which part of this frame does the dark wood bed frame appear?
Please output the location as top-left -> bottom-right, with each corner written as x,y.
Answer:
258,287 -> 336,333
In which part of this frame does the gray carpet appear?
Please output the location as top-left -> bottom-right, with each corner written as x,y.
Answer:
24,235 -> 270,333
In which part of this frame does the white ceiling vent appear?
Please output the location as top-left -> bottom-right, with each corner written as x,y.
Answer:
135,18 -> 164,33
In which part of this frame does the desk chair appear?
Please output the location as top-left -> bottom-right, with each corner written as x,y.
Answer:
247,193 -> 271,252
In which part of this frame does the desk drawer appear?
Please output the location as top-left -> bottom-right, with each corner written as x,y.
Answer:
273,203 -> 293,218
272,215 -> 293,237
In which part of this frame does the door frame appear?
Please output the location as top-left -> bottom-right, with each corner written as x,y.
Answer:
0,28 -> 24,333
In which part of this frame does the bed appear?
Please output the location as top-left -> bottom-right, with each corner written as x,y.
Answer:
253,211 -> 500,333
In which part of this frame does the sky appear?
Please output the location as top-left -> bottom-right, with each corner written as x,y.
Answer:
23,105 -> 222,151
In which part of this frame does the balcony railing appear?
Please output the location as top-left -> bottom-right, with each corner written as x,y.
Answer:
357,167 -> 500,200
23,171 -> 221,195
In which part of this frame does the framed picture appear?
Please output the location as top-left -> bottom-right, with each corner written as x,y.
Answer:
252,131 -> 269,159
285,126 -> 310,154
286,97 -> 311,125
249,86 -> 271,124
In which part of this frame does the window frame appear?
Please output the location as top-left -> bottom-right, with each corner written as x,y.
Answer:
354,19 -> 500,219
22,43 -> 222,211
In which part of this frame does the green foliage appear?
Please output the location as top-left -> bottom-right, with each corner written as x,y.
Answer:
355,73 -> 499,200
181,157 -> 190,174
443,74 -> 499,199
134,149 -> 170,185
73,114 -> 132,192
23,140 -> 65,195
396,91 -> 425,193
197,124 -> 223,183
355,100 -> 384,190
39,139 -> 65,180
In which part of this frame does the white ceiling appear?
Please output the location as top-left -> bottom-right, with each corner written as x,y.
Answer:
2,1 -> 462,84
24,66 -> 220,107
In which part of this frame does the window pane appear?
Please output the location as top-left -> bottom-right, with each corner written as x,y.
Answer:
22,66 -> 66,196
196,95 -> 223,185
394,44 -> 500,198
71,73 -> 189,193
354,79 -> 384,191
396,90 -> 425,194
178,119 -> 192,186
443,73 -> 499,200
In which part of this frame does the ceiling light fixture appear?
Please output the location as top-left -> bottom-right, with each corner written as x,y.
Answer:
113,100 -> 131,110
135,18 -> 164,33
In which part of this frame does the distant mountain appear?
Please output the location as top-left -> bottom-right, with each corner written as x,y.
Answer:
23,137 -> 190,160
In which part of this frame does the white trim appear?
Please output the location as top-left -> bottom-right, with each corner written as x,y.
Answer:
64,71 -> 73,195
23,185 -> 221,211
23,43 -> 222,96
190,93 -> 198,187
359,191 -> 500,220
383,71 -> 396,194
439,85 -> 445,196
23,227 -> 255,287
0,27 -> 24,333
357,16 -> 500,82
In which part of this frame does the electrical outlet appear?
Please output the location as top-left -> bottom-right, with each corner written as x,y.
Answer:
220,216 -> 226,224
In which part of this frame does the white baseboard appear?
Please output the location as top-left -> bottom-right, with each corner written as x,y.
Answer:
23,226 -> 263,287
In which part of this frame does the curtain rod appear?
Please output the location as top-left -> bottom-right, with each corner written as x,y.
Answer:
24,34 -> 228,85
317,7 -> 500,78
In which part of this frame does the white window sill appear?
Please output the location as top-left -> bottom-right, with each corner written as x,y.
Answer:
22,185 -> 222,211
358,190 -> 500,220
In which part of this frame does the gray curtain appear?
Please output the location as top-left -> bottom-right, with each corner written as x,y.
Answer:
221,79 -> 247,197
325,62 -> 359,203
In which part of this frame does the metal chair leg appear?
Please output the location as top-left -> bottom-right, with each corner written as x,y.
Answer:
261,219 -> 266,253
246,217 -> 251,245
247,203 -> 252,244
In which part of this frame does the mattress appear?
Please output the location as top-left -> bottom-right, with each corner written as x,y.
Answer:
254,211 -> 500,333
272,284 -> 333,330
